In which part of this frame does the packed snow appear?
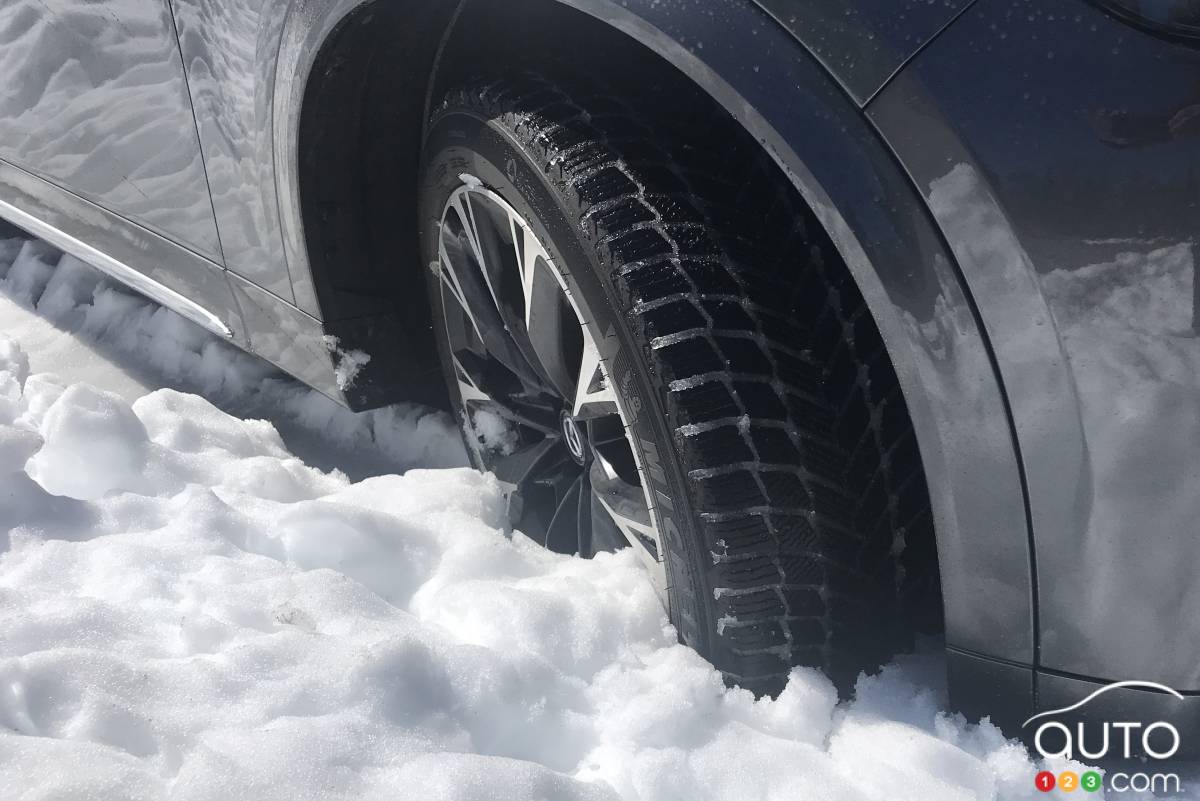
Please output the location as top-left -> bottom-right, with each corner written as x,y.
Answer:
0,235 -> 464,482
0,229 -> 1190,800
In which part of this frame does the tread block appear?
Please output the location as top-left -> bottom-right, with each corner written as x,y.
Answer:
747,426 -> 801,463
760,471 -> 812,509
680,425 -> 756,465
719,617 -> 790,650
770,349 -> 823,393
702,299 -> 756,330
637,299 -> 707,338
605,226 -> 674,264
678,259 -> 744,294
621,259 -> 693,300
589,198 -> 656,232
730,381 -> 788,421
671,380 -> 740,424
784,393 -> 833,429
654,337 -> 725,380
712,335 -> 773,375
694,471 -> 767,509
573,166 -> 639,205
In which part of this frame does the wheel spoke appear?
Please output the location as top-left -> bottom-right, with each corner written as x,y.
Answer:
576,463 -> 594,556
572,336 -> 619,419
439,236 -> 508,354
513,216 -> 542,330
454,351 -> 559,438
480,398 -> 559,437
544,471 -> 584,553
448,192 -> 504,313
491,437 -> 562,488
478,213 -> 567,396
452,355 -> 491,405
589,415 -> 629,447
438,239 -> 485,344
593,480 -> 659,560
441,213 -> 546,392
523,264 -> 576,398
590,461 -> 664,591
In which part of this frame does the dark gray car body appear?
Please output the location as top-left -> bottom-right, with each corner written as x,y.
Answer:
1,0 -> 1196,736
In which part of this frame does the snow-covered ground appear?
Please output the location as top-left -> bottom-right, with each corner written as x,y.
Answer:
0,231 -> 1184,800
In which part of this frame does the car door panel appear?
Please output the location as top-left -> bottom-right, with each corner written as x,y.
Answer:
0,0 -> 221,261
0,157 -> 244,342
170,0 -> 297,302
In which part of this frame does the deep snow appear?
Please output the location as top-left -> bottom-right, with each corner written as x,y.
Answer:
0,231 -> 1188,800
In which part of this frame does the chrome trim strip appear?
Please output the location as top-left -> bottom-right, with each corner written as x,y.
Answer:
0,198 -> 233,339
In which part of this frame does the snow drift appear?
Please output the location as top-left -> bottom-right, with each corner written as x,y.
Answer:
0,233 -> 1178,799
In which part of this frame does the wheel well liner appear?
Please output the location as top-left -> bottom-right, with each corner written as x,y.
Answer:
293,0 -> 456,409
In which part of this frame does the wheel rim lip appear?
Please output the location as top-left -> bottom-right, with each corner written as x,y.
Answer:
435,180 -> 667,591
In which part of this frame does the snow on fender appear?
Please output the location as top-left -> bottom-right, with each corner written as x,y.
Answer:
25,383 -> 149,500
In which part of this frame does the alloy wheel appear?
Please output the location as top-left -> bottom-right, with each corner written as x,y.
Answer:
435,183 -> 667,593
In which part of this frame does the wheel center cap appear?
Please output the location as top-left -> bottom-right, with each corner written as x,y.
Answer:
560,411 -> 587,465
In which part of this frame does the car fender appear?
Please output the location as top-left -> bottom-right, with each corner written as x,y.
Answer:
274,0 -> 1036,679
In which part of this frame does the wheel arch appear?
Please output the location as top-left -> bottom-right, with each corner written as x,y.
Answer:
278,0 -> 1036,700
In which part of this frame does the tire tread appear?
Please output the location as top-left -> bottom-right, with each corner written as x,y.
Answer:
433,72 -> 936,692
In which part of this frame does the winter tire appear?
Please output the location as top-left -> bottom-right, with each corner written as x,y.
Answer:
418,73 -> 933,694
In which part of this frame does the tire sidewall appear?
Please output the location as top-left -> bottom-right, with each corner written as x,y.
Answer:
418,108 -> 711,654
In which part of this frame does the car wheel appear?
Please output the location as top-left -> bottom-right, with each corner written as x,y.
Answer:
418,73 -> 927,693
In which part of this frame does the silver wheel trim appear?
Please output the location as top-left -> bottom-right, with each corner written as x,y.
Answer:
436,181 -> 669,598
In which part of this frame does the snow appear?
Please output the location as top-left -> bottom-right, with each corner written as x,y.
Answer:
24,384 -> 150,501
322,335 -> 373,391
458,173 -> 484,190
470,407 -> 519,456
0,234 -> 466,481
0,230 -> 1189,800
